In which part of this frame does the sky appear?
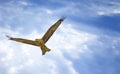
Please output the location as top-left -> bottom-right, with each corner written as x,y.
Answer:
0,0 -> 120,74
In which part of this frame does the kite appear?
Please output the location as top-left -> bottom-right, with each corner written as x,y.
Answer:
6,18 -> 65,55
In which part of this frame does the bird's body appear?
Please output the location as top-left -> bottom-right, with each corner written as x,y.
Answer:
7,18 -> 64,55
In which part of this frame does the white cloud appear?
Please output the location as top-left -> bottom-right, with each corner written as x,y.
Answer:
0,20 -> 97,74
8,66 -> 17,74
53,0 -> 120,17
0,1 -> 98,74
45,0 -> 120,17
1,1 -> 120,74
91,1 -> 120,16
18,1 -> 30,6
46,24 -> 97,59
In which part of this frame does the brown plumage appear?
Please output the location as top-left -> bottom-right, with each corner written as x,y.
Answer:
6,18 -> 65,55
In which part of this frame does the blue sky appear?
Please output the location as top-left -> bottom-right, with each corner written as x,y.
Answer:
0,0 -> 120,74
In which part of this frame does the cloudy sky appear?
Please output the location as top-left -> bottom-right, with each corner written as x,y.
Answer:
0,0 -> 120,74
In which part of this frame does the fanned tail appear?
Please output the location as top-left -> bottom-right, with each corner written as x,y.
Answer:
41,45 -> 51,55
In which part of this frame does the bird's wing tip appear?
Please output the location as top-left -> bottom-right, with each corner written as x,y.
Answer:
6,35 -> 11,39
60,17 -> 66,21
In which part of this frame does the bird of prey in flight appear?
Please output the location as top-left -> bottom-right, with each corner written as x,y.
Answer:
6,18 -> 65,55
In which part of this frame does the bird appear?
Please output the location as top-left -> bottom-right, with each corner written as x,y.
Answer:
6,18 -> 65,55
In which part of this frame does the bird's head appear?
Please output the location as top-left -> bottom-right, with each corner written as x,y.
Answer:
35,39 -> 44,43
35,39 -> 39,42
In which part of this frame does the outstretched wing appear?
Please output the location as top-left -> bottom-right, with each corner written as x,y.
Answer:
42,18 -> 65,43
6,35 -> 38,46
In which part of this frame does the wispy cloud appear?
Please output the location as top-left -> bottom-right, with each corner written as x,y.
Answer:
1,21 -> 119,74
0,3 -> 97,72
0,0 -> 120,74
91,1 -> 120,16
1,23 -> 95,74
